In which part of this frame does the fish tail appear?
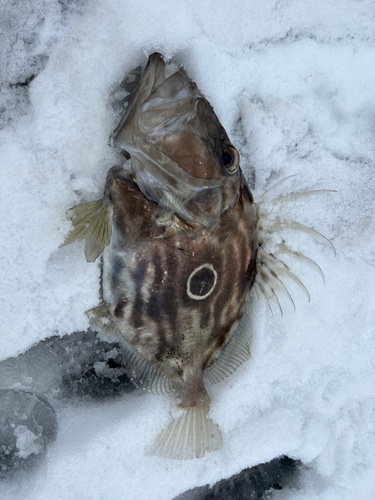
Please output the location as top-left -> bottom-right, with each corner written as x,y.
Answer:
148,399 -> 222,460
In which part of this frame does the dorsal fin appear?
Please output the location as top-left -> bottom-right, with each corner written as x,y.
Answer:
254,178 -> 336,313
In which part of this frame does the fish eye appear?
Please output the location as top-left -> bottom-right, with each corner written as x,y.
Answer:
222,147 -> 239,173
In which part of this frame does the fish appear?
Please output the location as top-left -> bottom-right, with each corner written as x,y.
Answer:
62,53 -> 335,460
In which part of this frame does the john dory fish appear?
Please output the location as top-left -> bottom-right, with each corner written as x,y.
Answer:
63,53 -> 334,459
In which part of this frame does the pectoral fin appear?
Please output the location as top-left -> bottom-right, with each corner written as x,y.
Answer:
84,203 -> 112,262
62,200 -> 112,262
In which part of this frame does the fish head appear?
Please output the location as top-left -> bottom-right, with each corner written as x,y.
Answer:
110,53 -> 241,231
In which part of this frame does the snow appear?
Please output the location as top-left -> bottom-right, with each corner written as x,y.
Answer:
14,426 -> 42,460
1,0 -> 375,498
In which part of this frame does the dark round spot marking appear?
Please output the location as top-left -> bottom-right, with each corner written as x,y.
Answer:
187,264 -> 217,300
190,268 -> 215,296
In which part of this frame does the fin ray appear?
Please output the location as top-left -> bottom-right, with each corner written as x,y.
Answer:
276,242 -> 326,284
265,189 -> 337,206
258,175 -> 296,202
268,218 -> 336,256
259,264 -> 296,310
120,339 -> 183,394
205,311 -> 251,384
86,301 -> 119,337
148,403 -> 222,460
254,282 -> 275,315
85,203 -> 112,262
257,277 -> 284,315
62,200 -> 102,246
258,250 -> 311,302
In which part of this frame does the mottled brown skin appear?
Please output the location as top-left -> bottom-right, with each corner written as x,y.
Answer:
101,164 -> 258,406
102,53 -> 259,410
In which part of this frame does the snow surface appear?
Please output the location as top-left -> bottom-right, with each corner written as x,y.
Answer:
1,0 -> 375,498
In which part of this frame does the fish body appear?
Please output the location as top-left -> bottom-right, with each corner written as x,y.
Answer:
63,53 -> 333,459
64,53 -> 258,458
101,163 -> 257,405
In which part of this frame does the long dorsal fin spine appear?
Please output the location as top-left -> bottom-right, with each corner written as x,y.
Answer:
263,189 -> 337,206
276,242 -> 326,284
258,175 -> 296,202
255,179 -> 336,314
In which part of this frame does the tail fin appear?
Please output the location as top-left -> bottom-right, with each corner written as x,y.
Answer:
148,401 -> 222,460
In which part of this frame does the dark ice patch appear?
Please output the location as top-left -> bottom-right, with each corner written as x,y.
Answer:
0,389 -> 58,479
174,456 -> 301,500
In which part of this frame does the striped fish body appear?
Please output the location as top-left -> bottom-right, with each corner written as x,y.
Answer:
101,164 -> 257,405
64,53 -> 259,459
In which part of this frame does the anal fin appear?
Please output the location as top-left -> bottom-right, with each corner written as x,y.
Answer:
205,309 -> 251,384
120,340 -> 183,395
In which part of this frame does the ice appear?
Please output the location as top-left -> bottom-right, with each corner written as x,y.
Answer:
0,330 -> 134,481
0,389 -> 57,478
174,456 -> 300,499
1,0 -> 375,499
0,330 -> 134,400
